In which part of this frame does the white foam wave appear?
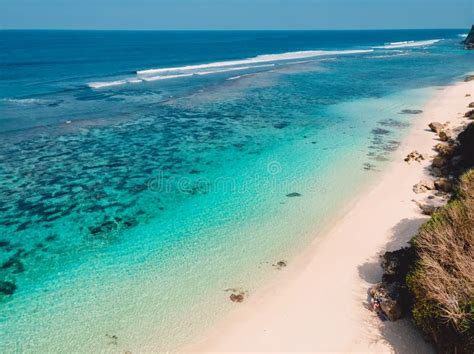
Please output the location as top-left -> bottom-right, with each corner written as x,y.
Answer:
142,73 -> 194,82
368,52 -> 410,59
143,64 -> 274,81
196,64 -> 274,75
137,49 -> 373,76
89,49 -> 372,89
88,78 -> 145,88
373,39 -> 441,49
227,73 -> 256,81
1,98 -> 56,105
88,80 -> 128,88
458,34 -> 468,38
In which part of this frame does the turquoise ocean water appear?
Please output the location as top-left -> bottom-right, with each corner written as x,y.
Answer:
0,30 -> 473,351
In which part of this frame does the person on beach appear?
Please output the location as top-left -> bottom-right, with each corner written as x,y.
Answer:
370,297 -> 387,321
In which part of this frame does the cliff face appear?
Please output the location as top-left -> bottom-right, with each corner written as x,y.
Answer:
464,25 -> 474,49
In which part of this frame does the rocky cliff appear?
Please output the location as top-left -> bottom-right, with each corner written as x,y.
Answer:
464,25 -> 474,49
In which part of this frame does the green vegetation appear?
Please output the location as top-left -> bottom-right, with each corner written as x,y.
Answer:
407,169 -> 474,353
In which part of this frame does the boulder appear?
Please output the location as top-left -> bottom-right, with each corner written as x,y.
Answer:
413,179 -> 435,193
465,75 -> 474,82
430,167 -> 443,177
438,130 -> 451,142
434,143 -> 454,157
380,247 -> 415,280
468,102 -> 474,108
369,282 -> 404,321
418,203 -> 437,215
434,177 -> 453,193
464,110 -> 474,119
451,155 -> 463,167
429,122 -> 444,134
432,156 -> 447,168
454,123 -> 474,170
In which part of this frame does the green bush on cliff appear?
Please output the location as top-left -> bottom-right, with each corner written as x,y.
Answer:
407,169 -> 474,353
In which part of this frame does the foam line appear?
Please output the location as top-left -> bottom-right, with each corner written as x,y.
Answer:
373,39 -> 441,49
136,49 -> 373,76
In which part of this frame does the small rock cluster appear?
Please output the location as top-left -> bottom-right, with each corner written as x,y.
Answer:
409,119 -> 472,215
412,179 -> 435,194
429,121 -> 452,142
272,260 -> 287,270
225,287 -> 247,303
404,150 -> 426,163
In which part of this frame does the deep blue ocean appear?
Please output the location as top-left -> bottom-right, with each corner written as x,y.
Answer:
0,29 -> 472,352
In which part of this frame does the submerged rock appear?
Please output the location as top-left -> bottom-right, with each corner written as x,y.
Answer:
0,240 -> 10,248
89,220 -> 118,235
225,288 -> 247,303
105,334 -> 118,345
2,255 -> 25,273
400,109 -> 423,115
272,260 -> 287,270
363,162 -> 377,171
0,280 -> 17,296
273,122 -> 290,129
286,192 -> 302,197
372,128 -> 391,135
230,293 -> 244,303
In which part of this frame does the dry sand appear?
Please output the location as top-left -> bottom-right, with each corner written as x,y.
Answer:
186,78 -> 473,353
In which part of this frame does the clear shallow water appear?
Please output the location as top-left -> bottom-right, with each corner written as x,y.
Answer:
0,30 -> 473,352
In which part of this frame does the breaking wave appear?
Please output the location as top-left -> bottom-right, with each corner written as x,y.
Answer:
87,49 -> 372,89
136,49 -> 372,76
0,98 -> 62,106
373,39 -> 441,49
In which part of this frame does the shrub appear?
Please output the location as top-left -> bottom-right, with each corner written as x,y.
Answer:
407,169 -> 474,353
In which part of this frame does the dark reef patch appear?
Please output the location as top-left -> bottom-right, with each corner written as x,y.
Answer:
0,280 -> 17,296
286,192 -> 302,197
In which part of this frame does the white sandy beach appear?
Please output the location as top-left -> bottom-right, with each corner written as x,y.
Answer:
186,78 -> 473,353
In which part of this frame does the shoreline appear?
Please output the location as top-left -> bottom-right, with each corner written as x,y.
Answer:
185,77 -> 473,352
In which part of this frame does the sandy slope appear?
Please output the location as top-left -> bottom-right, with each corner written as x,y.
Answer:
184,78 -> 473,353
